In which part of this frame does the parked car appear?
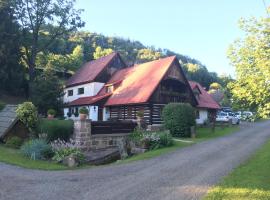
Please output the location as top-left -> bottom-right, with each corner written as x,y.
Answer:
242,111 -> 254,121
235,111 -> 242,120
216,112 -> 240,125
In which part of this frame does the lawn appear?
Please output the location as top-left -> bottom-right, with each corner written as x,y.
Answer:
194,126 -> 240,142
117,140 -> 192,164
118,125 -> 239,164
0,145 -> 68,170
204,139 -> 270,200
0,125 -> 239,170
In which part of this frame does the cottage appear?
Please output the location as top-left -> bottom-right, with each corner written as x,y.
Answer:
63,52 -> 197,125
189,81 -> 220,124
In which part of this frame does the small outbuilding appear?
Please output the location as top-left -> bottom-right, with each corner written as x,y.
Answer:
0,105 -> 28,142
189,81 -> 220,124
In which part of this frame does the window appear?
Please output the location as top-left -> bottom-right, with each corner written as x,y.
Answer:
68,90 -> 73,96
196,110 -> 200,119
106,85 -> 114,93
78,87 -> 84,95
127,107 -> 133,118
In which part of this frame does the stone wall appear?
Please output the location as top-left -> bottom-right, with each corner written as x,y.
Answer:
73,120 -> 129,153
73,120 -> 91,151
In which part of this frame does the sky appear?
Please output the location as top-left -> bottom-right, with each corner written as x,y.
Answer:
75,0 -> 268,76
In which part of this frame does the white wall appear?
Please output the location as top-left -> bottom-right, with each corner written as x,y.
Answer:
63,82 -> 104,103
196,109 -> 208,124
64,105 -> 99,121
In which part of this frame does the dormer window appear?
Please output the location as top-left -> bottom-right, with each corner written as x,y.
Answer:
106,85 -> 114,93
78,87 -> 84,95
68,90 -> 73,96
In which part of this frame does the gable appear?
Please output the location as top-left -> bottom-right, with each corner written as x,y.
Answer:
66,52 -> 126,88
150,61 -> 198,106
105,56 -> 176,106
164,63 -> 185,83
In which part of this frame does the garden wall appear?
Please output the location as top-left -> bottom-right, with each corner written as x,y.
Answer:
73,120 -> 135,151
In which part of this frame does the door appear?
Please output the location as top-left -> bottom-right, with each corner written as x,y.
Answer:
98,107 -> 103,121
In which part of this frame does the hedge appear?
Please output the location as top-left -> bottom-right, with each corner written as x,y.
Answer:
162,103 -> 195,137
37,119 -> 74,142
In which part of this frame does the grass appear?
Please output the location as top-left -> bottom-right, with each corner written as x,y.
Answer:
0,125 -> 239,170
194,126 -> 240,142
0,145 -> 68,170
204,139 -> 270,200
118,125 -> 239,164
117,140 -> 192,164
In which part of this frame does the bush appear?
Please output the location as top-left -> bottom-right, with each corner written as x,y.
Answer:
16,102 -> 38,131
162,103 -> 195,137
47,109 -> 56,116
51,139 -> 85,164
20,139 -> 53,160
129,129 -> 173,150
5,136 -> 24,149
37,119 -> 73,142
79,107 -> 88,114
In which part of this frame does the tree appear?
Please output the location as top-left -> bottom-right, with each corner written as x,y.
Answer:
11,0 -> 84,82
0,0 -> 25,95
36,45 -> 83,71
209,82 -> 221,90
93,46 -> 113,59
136,48 -> 162,63
228,13 -> 270,117
30,70 -> 64,115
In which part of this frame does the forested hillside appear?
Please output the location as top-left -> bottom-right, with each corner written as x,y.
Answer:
37,31 -> 225,89
0,0 -> 232,113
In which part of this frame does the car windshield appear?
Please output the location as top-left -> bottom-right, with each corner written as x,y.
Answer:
218,113 -> 227,117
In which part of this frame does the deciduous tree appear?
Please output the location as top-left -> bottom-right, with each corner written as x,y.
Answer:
228,13 -> 270,117
11,0 -> 84,82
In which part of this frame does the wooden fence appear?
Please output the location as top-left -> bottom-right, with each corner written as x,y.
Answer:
91,120 -> 137,135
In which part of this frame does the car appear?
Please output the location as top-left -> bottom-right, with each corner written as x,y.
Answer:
242,111 -> 254,121
228,112 -> 240,124
234,111 -> 242,120
216,112 -> 240,125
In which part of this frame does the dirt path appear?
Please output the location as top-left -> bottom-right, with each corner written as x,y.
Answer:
1,121 -> 270,200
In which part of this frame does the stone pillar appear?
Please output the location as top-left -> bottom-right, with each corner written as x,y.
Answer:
74,119 -> 91,151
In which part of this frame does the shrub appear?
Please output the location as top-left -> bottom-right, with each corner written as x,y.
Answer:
16,102 -> 38,131
5,136 -> 24,149
142,131 -> 173,150
47,109 -> 56,116
79,107 -> 89,114
162,103 -> 195,137
51,139 -> 85,164
129,129 -> 173,150
20,139 -> 53,160
37,119 -> 73,142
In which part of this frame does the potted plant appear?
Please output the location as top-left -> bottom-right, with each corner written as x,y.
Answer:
47,109 -> 56,119
79,107 -> 89,120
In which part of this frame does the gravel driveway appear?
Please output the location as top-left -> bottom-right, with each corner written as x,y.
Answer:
1,120 -> 270,200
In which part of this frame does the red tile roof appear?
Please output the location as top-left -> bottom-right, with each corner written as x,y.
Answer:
66,52 -> 119,88
68,93 -> 111,106
189,81 -> 220,109
105,56 -> 177,106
